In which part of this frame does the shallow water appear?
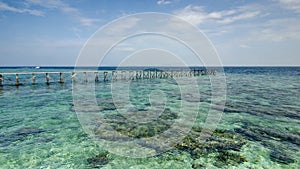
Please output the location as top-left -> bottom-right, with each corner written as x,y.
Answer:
0,67 -> 299,168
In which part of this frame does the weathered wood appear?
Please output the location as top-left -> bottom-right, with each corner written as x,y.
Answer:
129,71 -> 134,80
32,73 -> 36,84
136,71 -> 142,79
121,71 -> 126,80
84,72 -> 88,82
95,72 -> 99,82
143,70 -> 149,79
112,71 -> 117,81
103,72 -> 108,81
16,74 -> 20,86
59,72 -> 64,83
72,72 -> 76,82
0,74 -> 2,86
150,70 -> 155,79
0,69 -> 216,86
46,73 -> 50,85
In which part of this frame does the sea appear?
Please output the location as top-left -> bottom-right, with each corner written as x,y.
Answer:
0,66 -> 299,169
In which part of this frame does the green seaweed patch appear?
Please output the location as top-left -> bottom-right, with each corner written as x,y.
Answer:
234,123 -> 299,165
269,149 -> 295,165
175,127 -> 247,162
192,162 -> 204,169
87,151 -> 111,168
235,123 -> 300,146
103,108 -> 178,138
214,151 -> 247,167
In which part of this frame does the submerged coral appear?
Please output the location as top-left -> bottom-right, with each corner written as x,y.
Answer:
87,151 -> 111,168
234,122 -> 299,165
101,108 -> 178,138
0,127 -> 45,146
175,127 -> 248,167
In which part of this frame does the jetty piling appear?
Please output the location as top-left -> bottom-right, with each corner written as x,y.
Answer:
83,72 -> 88,83
164,70 -> 168,78
129,71 -> 134,80
143,70 -> 149,79
112,71 -> 117,81
46,73 -> 50,85
72,72 -> 76,82
32,73 -> 36,84
103,72 -> 108,81
121,71 -> 126,80
150,71 -> 155,79
59,72 -> 64,83
0,74 -> 2,86
94,72 -> 99,82
0,68 -> 216,86
16,74 -> 20,86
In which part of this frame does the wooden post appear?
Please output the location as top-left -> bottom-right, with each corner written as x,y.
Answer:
169,70 -> 174,78
16,74 -> 20,86
135,71 -> 138,79
143,70 -> 149,79
158,70 -> 162,79
32,73 -> 36,84
142,70 -> 145,79
129,71 -> 134,80
112,71 -> 117,81
212,70 -> 216,75
150,70 -> 155,79
206,70 -> 210,75
95,72 -> 99,82
103,71 -> 108,81
46,73 -> 50,85
72,72 -> 76,83
84,72 -> 88,82
189,70 -> 192,77
136,71 -> 142,79
0,74 -> 2,86
166,71 -> 169,78
59,72 -> 64,83
121,71 -> 126,80
172,71 -> 176,77
184,70 -> 188,77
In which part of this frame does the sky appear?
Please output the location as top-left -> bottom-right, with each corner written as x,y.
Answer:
0,0 -> 299,66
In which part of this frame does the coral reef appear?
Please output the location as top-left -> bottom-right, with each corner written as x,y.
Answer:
87,151 -> 111,168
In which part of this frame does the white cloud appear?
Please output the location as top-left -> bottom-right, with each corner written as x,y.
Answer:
277,0 -> 300,13
174,5 -> 208,25
116,46 -> 135,52
239,44 -> 251,48
79,17 -> 102,27
26,0 -> 100,26
157,0 -> 172,5
174,4 -> 261,26
256,18 -> 300,41
104,17 -> 140,34
26,0 -> 78,13
0,1 -> 44,16
217,11 -> 260,24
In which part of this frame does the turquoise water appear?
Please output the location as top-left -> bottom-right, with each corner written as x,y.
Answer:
0,67 -> 299,168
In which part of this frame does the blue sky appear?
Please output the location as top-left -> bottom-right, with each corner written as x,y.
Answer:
0,0 -> 299,66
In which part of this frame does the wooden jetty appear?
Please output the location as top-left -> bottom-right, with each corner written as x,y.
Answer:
0,69 -> 216,87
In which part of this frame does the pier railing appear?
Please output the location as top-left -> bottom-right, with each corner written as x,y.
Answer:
0,69 -> 216,86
